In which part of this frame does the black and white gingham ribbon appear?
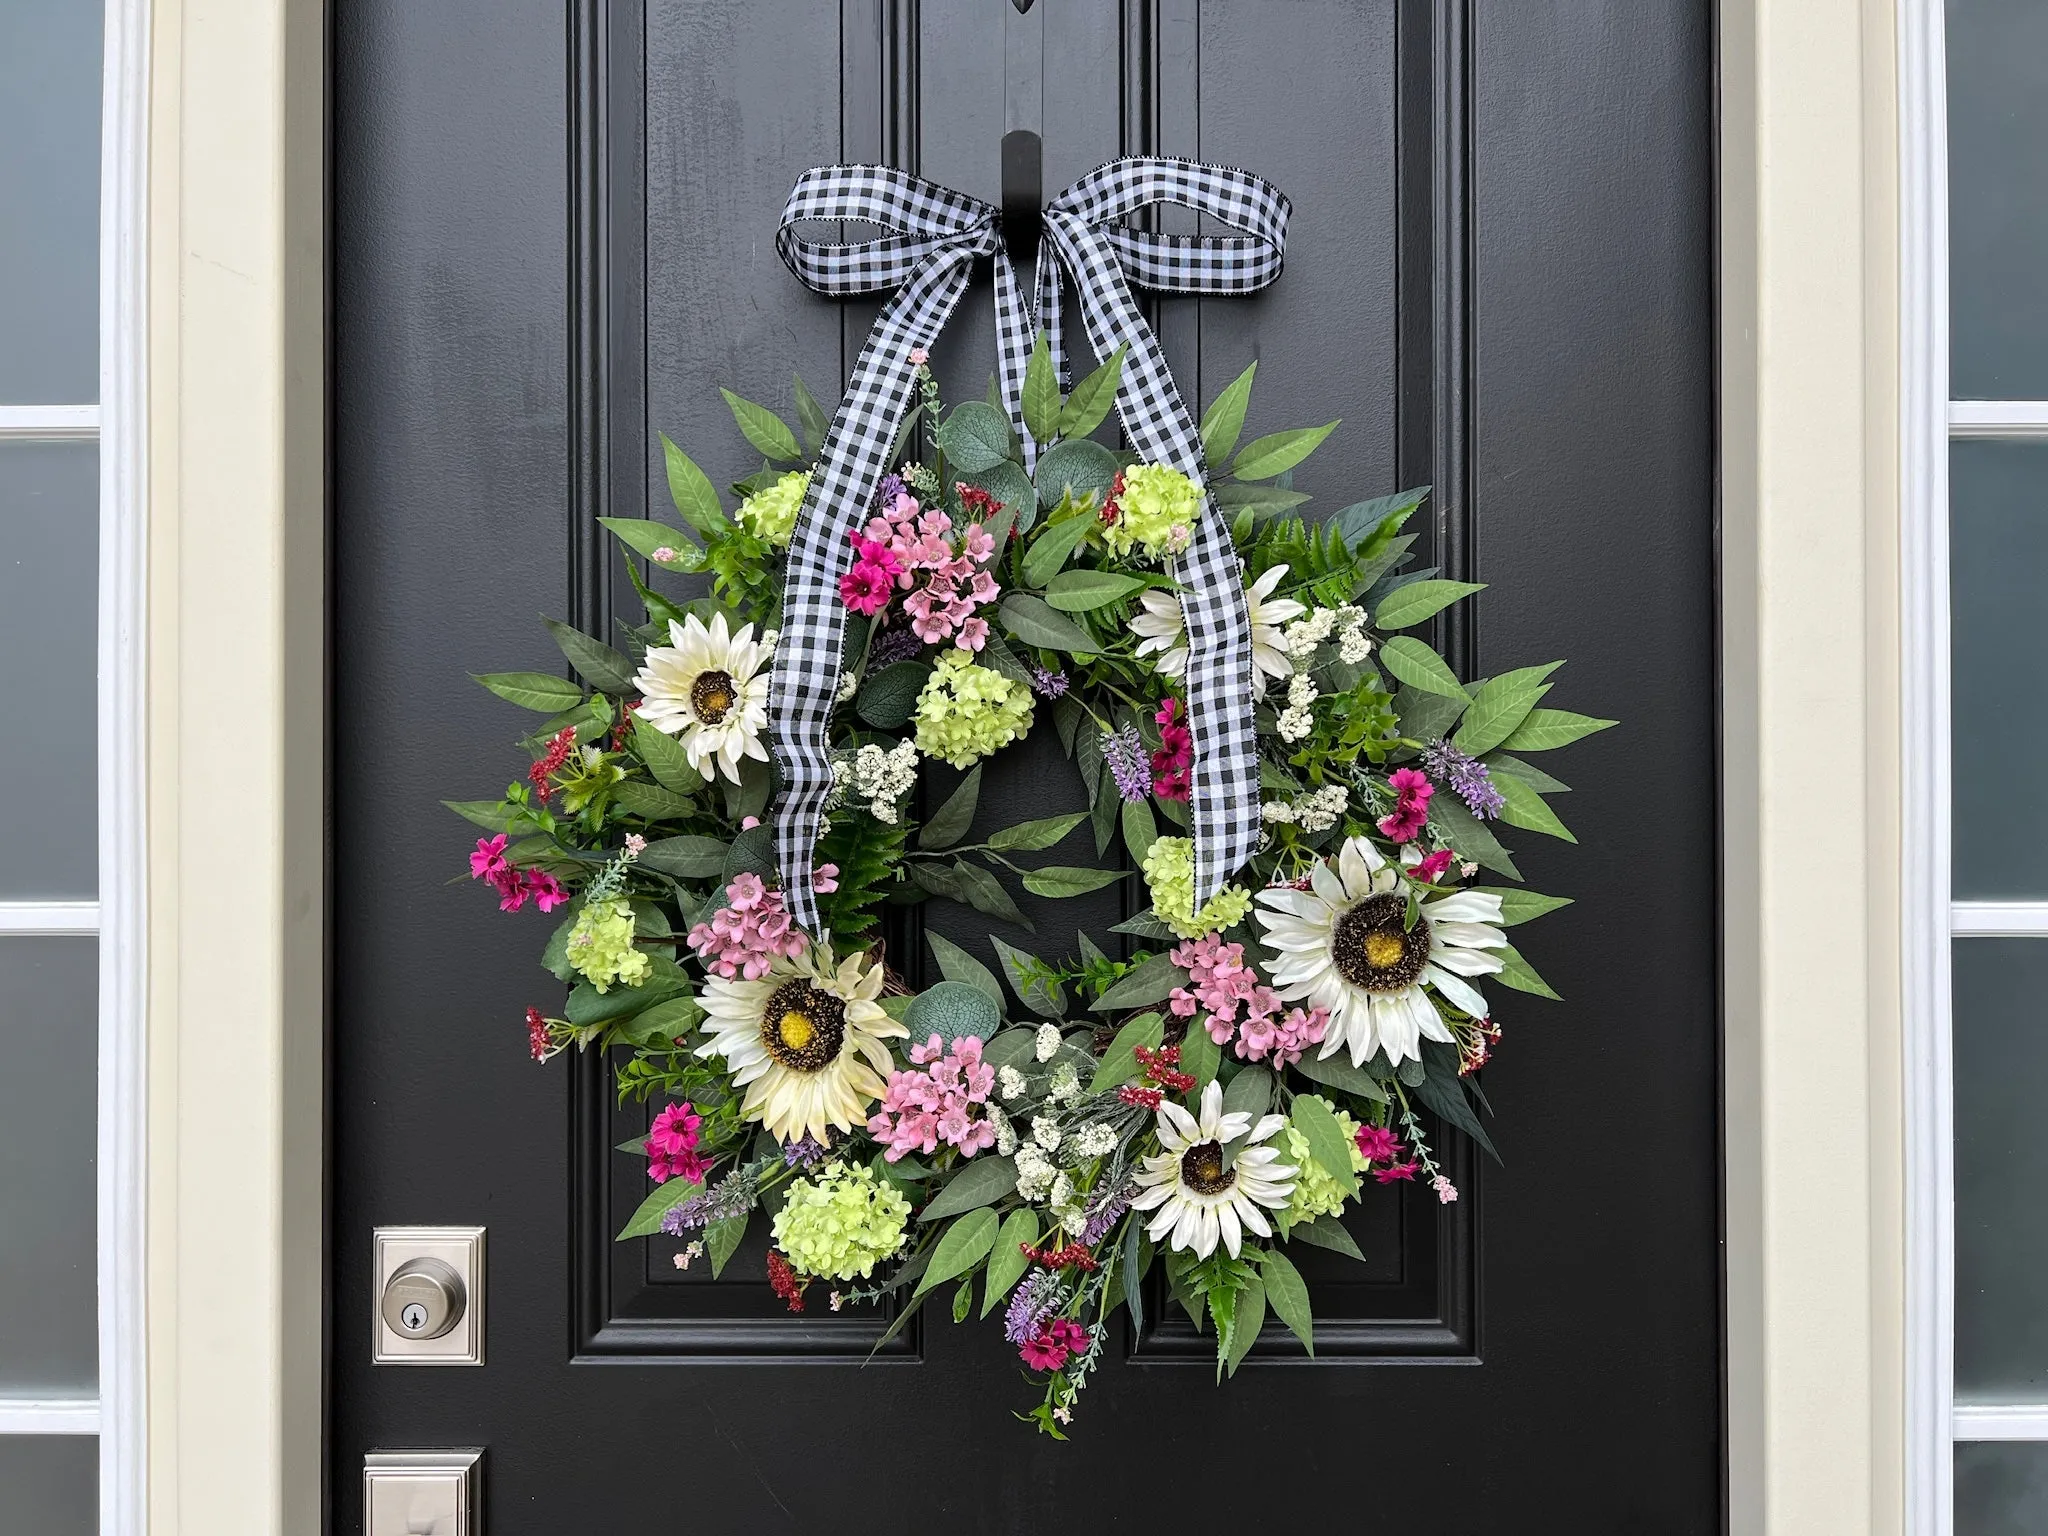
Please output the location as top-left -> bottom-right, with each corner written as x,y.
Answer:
768,159 -> 1290,932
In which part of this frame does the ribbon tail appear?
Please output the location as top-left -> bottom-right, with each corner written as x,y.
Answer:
990,249 -> 1037,475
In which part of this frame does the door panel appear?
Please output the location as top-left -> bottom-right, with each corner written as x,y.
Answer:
333,1 -> 1716,1526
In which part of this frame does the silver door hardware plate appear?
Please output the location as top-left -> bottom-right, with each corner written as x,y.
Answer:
365,1448 -> 482,1535
373,1226 -> 485,1365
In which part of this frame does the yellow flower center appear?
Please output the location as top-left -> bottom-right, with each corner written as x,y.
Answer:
759,980 -> 847,1072
1331,893 -> 1432,993
1363,931 -> 1408,970
777,1010 -> 815,1052
1179,1139 -> 1238,1196
690,669 -> 737,724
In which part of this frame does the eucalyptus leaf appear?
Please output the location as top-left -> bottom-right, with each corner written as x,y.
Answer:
936,400 -> 1014,474
959,460 -> 1037,530
1033,437 -> 1119,510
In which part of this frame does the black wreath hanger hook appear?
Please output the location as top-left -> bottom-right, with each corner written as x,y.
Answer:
1000,128 -> 1042,263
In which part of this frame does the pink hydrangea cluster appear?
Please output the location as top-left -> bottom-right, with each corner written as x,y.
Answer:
1378,766 -> 1435,843
1167,932 -> 1329,1066
684,872 -> 807,979
646,1101 -> 707,1185
469,834 -> 569,913
840,488 -> 1000,649
1149,697 -> 1192,801
866,1033 -> 998,1162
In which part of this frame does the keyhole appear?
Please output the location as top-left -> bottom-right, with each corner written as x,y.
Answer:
401,1301 -> 428,1332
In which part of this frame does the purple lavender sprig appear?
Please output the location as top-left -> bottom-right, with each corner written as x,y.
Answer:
867,625 -> 925,668
1027,662 -> 1070,699
783,1134 -> 829,1169
1102,724 -> 1151,804
1003,1270 -> 1067,1345
1421,738 -> 1507,820
658,1164 -> 760,1235
1076,1178 -> 1136,1247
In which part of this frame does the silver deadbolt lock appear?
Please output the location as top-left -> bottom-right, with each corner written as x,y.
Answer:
380,1257 -> 466,1341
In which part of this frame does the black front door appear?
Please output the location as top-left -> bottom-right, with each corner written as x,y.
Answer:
333,2 -> 1717,1527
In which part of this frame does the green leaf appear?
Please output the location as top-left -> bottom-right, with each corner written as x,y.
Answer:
1498,707 -> 1619,752
920,765 -> 983,851
1022,331 -> 1060,446
719,388 -> 803,463
1091,951 -> 1189,1013
1257,1246 -> 1314,1356
981,1209 -> 1041,1316
1372,579 -> 1487,630
856,660 -> 933,730
1044,568 -> 1148,613
1224,1273 -> 1266,1376
1413,1047 -> 1500,1161
1376,638 -> 1470,703
444,799 -> 515,833
1494,773 -> 1576,842
1222,1065 -> 1274,1124
611,779 -> 696,824
1019,864 -> 1125,899
990,934 -> 1066,1017
635,834 -> 728,879
1431,795 -> 1520,879
918,1155 -> 1019,1222
1493,941 -> 1562,1000
1288,1049 -> 1389,1102
473,671 -> 584,713
1288,1214 -> 1367,1263
1487,752 -> 1571,794
1033,437 -> 1119,509
630,716 -> 706,796
600,516 -> 706,570
1091,1011 -> 1166,1092
903,979 -> 1003,1047
616,1175 -> 704,1240
1057,345 -> 1126,440
705,1213 -> 749,1277
1212,482 -> 1313,517
1453,662 -> 1563,756
1332,486 -> 1431,549
791,373 -> 830,456
951,861 -> 1035,930
1289,1094 -> 1361,1197
986,812 -> 1087,852
1123,1220 -> 1147,1337
1020,512 -> 1092,586
1230,421 -> 1339,481
1179,1024 -> 1222,1091
1000,593 -> 1100,654
1110,910 -> 1180,942
1199,360 -> 1258,466
936,400 -> 1014,474
926,932 -> 1006,1013
1120,797 -> 1158,866
1471,886 -> 1573,927
659,433 -> 728,535
915,1208 -> 1001,1298
612,994 -> 705,1049
567,970 -> 683,1028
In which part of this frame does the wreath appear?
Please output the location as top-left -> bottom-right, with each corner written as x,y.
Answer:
451,160 -> 1613,1434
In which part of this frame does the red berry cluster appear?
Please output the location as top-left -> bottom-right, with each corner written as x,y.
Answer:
528,725 -> 577,798
607,698 -> 642,752
1117,1084 -> 1164,1110
1134,1043 -> 1196,1094
1457,1017 -> 1503,1077
1098,469 -> 1126,527
525,1006 -> 550,1062
765,1250 -> 808,1313
1020,1241 -> 1100,1273
955,482 -> 1004,519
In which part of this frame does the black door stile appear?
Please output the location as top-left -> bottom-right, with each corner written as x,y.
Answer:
333,2 -> 1718,1527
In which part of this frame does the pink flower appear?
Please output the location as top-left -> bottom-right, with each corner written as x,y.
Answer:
1411,848 -> 1455,883
624,833 -> 647,856
489,865 -> 527,912
867,1035 -> 997,1162
1354,1123 -> 1403,1162
1377,766 -> 1435,844
908,346 -> 929,366
812,862 -> 840,894
686,875 -> 809,979
839,562 -> 895,615
647,1101 -> 708,1184
1018,1317 -> 1090,1371
470,834 -> 510,881
741,815 -> 761,830
1432,1174 -> 1460,1204
1150,697 -> 1193,801
1374,1159 -> 1420,1185
523,869 -> 570,912
652,545 -> 679,563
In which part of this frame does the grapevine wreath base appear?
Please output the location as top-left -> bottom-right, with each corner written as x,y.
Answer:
454,344 -> 1611,1434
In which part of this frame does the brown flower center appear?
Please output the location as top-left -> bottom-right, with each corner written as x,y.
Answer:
690,669 -> 737,724
1331,893 -> 1431,992
1179,1139 -> 1237,1196
760,980 -> 846,1072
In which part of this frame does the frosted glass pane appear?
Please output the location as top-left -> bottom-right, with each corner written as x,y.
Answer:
0,939 -> 97,1393
0,0 -> 101,403
1951,442 -> 2048,898
1958,1443 -> 2048,1536
0,1437 -> 95,1536
0,442 -> 97,898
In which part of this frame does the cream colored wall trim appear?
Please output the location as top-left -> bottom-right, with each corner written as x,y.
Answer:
146,0 -> 326,1531
1722,0 -> 1905,1530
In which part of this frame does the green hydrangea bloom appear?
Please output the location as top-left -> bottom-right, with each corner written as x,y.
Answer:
1103,463 -> 1200,560
1141,836 -> 1254,939
1279,1097 -> 1369,1231
566,895 -> 651,993
913,648 -> 1034,769
736,469 -> 811,547
771,1162 -> 912,1280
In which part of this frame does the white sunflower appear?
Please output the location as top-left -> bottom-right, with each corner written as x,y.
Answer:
1130,563 -> 1306,691
1130,1080 -> 1297,1260
632,612 -> 774,784
696,942 -> 906,1144
1254,835 -> 1508,1069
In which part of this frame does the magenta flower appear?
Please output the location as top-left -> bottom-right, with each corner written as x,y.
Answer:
647,1101 -> 707,1185
470,834 -> 510,881
1411,848 -> 1455,884
1149,697 -> 1193,801
1377,766 -> 1434,843
523,869 -> 570,912
1354,1123 -> 1403,1162
1018,1317 -> 1090,1372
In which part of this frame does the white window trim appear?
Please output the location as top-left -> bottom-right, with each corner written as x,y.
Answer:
0,405 -> 100,441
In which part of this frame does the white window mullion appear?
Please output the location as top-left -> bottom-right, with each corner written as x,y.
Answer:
0,1401 -> 100,1436
0,404 -> 99,442
1950,902 -> 2048,938
0,902 -> 100,936
1949,400 -> 2048,439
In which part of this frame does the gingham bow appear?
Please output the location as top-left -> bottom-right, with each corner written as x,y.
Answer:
768,158 -> 1291,932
